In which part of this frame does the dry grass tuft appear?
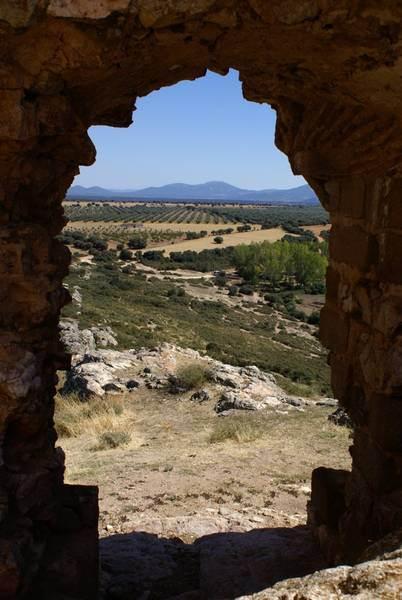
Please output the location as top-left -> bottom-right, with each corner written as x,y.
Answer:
175,363 -> 211,390
92,430 -> 131,451
55,393 -> 131,442
209,414 -> 265,444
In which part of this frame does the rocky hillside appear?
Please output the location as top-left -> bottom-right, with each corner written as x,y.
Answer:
61,319 -> 335,415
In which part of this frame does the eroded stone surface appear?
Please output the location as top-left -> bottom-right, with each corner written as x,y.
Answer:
239,558 -> 402,599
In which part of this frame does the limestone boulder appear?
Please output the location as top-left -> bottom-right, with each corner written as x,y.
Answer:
211,363 -> 300,412
92,326 -> 118,349
215,390 -> 280,412
239,557 -> 402,599
60,319 -> 96,356
60,319 -> 118,357
62,350 -> 139,397
47,0 -> 131,19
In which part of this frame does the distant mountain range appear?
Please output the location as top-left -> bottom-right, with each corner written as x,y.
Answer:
67,181 -> 318,204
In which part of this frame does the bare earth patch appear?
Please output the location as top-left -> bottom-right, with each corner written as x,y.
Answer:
60,391 -> 350,598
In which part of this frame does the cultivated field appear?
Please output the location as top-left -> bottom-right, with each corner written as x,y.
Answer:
64,202 -> 328,228
63,201 -> 329,254
64,220 -> 239,235
153,227 -> 289,254
65,203 -> 237,225
143,221 -> 239,232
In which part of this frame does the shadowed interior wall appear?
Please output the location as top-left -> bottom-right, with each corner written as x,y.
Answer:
1,1 -> 402,597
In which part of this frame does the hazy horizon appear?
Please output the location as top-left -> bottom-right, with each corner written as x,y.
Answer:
71,179 -> 308,192
74,70 -> 304,191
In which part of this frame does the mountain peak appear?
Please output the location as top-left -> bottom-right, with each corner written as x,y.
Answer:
67,181 -> 318,204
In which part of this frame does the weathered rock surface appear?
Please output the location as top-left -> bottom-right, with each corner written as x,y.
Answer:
60,318 -> 118,357
239,557 -> 402,599
63,349 -> 139,397
216,390 -> 282,413
62,341 -> 306,411
100,518 -> 402,600
100,524 -> 325,600
190,389 -> 210,403
60,319 -> 96,355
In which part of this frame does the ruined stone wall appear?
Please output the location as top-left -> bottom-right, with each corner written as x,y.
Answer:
310,175 -> 402,563
1,1 -> 402,597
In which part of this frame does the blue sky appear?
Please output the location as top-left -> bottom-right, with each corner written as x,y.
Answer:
75,69 -> 304,191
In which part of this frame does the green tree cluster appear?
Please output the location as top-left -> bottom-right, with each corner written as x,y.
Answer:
233,240 -> 327,288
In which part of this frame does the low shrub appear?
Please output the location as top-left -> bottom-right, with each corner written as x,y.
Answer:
122,264 -> 136,274
119,249 -> 133,261
239,284 -> 254,296
167,287 -> 186,298
206,341 -> 221,354
209,415 -> 264,444
93,430 -> 131,451
175,363 -> 209,390
307,311 -> 321,325
214,275 -> 227,287
128,237 -> 147,250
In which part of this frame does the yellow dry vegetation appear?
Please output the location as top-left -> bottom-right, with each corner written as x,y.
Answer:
55,393 -> 133,441
152,227 -> 288,254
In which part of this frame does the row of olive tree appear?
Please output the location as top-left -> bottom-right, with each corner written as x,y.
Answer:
233,240 -> 328,288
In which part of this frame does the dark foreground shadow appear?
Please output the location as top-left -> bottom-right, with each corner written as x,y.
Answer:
100,525 -> 326,600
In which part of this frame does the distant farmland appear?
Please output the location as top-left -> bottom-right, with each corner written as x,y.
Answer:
64,202 -> 329,227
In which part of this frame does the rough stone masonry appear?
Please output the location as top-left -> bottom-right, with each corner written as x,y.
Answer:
1,1 -> 402,597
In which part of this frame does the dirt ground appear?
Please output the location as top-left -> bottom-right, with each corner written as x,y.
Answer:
60,392 -> 350,598
61,392 -> 350,540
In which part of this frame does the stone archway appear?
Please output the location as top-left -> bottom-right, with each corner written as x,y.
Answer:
1,2 -> 402,597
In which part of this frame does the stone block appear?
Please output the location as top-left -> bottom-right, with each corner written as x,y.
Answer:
0,92 -> 29,140
373,296 -> 402,338
136,0 -> 216,28
0,1 -> 37,27
309,467 -> 350,529
369,394 -> 402,453
351,429 -> 399,493
339,177 -> 366,219
325,266 -> 340,304
329,354 -> 352,402
32,484 -> 99,600
320,306 -> 350,353
372,490 -> 402,540
378,232 -> 402,283
330,225 -> 378,272
323,179 -> 341,212
382,179 -> 402,228
48,0 -> 130,19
